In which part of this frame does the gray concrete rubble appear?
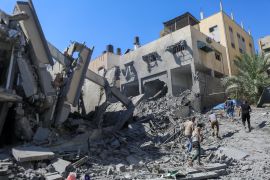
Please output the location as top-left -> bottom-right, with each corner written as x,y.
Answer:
0,91 -> 269,179
0,0 -> 134,145
0,1 -> 269,180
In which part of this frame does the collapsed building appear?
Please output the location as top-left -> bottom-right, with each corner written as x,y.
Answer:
0,0 -> 134,145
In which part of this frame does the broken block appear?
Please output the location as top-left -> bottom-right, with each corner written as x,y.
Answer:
44,172 -> 63,180
12,145 -> 54,162
183,171 -> 219,180
116,164 -> 126,172
52,158 -> 71,175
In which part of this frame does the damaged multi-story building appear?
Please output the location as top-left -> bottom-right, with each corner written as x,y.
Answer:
0,0 -> 133,144
89,6 -> 255,111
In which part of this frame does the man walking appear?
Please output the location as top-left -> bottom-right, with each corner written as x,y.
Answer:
225,97 -> 235,120
240,100 -> 252,132
184,117 -> 195,153
189,123 -> 204,166
208,111 -> 219,138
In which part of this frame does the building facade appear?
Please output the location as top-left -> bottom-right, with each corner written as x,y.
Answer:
87,10 -> 255,111
259,35 -> 270,56
120,13 -> 229,111
199,11 -> 255,75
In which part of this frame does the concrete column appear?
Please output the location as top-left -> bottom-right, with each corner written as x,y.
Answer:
167,70 -> 173,95
211,70 -> 215,77
139,78 -> 143,94
190,61 -> 202,112
0,103 -> 9,137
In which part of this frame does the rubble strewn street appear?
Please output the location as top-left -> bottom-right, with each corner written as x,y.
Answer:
0,91 -> 270,179
1,0 -> 270,180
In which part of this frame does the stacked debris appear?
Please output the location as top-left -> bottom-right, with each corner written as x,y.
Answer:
0,90 -> 228,180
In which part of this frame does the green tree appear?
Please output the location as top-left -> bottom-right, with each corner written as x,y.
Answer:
223,54 -> 270,104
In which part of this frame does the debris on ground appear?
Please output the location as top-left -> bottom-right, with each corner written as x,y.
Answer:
0,1 -> 270,180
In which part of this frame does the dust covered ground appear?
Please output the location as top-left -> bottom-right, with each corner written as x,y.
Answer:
0,93 -> 270,180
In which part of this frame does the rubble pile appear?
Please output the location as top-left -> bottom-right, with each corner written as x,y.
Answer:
1,1 -> 270,180
1,91 -> 270,179
0,91 -> 229,180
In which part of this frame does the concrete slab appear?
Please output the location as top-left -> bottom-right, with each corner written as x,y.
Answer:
12,145 -> 54,162
52,158 -> 71,175
218,147 -> 249,160
0,90 -> 22,102
44,172 -> 63,180
182,171 -> 219,180
186,163 -> 227,174
131,94 -> 145,106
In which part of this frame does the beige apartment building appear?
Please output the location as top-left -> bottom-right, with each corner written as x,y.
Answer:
85,7 -> 255,111
199,11 -> 255,75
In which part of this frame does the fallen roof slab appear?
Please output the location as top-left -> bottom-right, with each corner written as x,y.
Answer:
181,171 -> 219,180
186,163 -> 227,174
12,145 -> 54,162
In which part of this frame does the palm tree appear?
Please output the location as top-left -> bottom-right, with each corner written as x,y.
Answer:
223,53 -> 270,104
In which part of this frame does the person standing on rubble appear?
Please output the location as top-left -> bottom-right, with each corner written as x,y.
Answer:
225,97 -> 235,120
240,100 -> 252,132
208,111 -> 220,138
184,117 -> 196,153
189,123 -> 204,166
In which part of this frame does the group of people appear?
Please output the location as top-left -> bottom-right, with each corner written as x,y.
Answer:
225,98 -> 252,132
183,117 -> 204,166
183,98 -> 252,167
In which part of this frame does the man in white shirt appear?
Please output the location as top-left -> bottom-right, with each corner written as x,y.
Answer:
208,111 -> 219,138
189,123 -> 204,166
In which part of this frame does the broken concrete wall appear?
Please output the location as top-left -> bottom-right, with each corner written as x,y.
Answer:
120,25 -> 194,96
83,79 -> 104,113
121,81 -> 140,97
198,71 -> 226,110
170,65 -> 193,96
83,66 -> 121,114
120,25 -> 229,111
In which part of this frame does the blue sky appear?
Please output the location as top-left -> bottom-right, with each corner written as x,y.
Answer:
1,0 -> 269,58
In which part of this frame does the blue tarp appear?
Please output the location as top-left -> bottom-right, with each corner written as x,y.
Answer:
212,99 -> 241,110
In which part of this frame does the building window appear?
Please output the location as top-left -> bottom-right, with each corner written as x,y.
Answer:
172,44 -> 186,53
166,40 -> 187,54
209,25 -> 217,33
209,25 -> 220,42
215,51 -> 221,61
239,48 -> 244,54
122,61 -> 137,82
237,33 -> 246,53
142,52 -> 161,72
229,26 -> 235,49
249,43 -> 252,48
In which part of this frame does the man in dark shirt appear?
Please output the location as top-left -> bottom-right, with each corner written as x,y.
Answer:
240,101 -> 252,132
